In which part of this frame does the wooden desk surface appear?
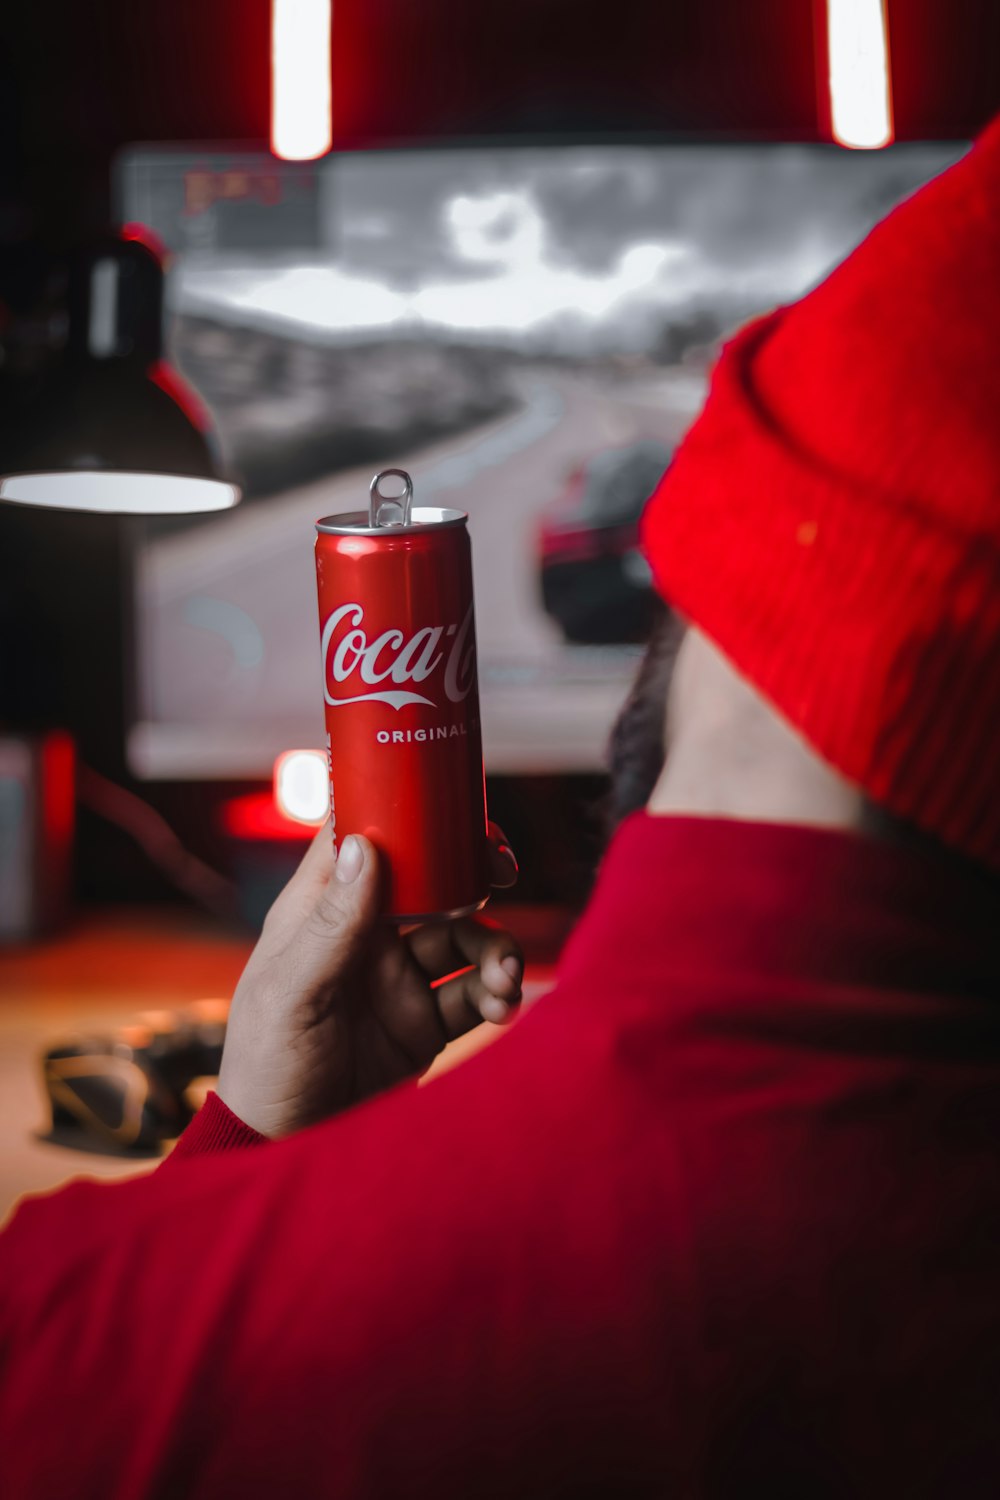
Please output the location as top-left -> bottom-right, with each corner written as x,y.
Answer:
0,908 -> 252,1224
0,905 -> 565,1225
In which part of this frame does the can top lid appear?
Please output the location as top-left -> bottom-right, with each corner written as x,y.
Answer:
316,468 -> 467,535
316,505 -> 468,536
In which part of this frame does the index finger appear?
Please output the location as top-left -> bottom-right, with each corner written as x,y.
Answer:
407,917 -> 524,999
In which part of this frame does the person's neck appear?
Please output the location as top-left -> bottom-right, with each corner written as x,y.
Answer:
647,736 -> 866,831
646,629 -> 867,834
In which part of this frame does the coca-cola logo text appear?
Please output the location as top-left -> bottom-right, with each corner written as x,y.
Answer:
321,602 -> 476,710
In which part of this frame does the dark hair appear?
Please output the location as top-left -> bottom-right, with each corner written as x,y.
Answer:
604,605 -> 687,835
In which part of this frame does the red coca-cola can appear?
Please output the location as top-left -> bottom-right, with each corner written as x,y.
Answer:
315,468 -> 491,920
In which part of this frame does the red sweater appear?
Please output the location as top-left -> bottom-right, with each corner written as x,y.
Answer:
2,814 -> 1000,1498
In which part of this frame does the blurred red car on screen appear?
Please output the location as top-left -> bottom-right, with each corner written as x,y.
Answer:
538,439 -> 672,644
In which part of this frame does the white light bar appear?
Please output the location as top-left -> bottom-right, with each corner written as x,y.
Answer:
271,0 -> 333,162
274,749 -> 329,825
827,0 -> 894,150
0,471 -> 240,515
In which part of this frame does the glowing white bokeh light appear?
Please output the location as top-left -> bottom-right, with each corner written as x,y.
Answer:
271,0 -> 333,162
0,471 -> 240,515
828,0 -> 893,150
274,749 -> 329,824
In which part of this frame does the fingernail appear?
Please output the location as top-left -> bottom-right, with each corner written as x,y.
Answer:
498,844 -> 519,874
335,835 -> 363,884
500,955 -> 523,985
481,996 -> 509,1025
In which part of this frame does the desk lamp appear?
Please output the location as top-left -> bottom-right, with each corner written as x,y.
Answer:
0,228 -> 240,940
0,227 -> 240,515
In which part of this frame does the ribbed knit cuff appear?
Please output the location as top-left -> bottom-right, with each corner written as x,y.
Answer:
642,310 -> 1000,873
166,1091 -> 270,1161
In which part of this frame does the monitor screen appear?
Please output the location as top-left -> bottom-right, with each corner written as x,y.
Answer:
120,140 -> 964,778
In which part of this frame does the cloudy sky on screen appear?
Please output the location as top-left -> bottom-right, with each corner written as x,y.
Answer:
174,144 -> 963,349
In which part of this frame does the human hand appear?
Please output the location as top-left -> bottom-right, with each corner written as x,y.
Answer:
216,823 -> 521,1139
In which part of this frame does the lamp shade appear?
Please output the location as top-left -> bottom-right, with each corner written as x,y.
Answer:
0,233 -> 240,516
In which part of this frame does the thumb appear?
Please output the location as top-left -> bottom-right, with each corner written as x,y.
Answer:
301,834 -> 381,983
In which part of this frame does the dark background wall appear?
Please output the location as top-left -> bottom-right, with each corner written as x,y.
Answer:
0,0 -> 997,908
3,0 -> 999,241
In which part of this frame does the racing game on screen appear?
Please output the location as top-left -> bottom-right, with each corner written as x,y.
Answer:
121,141 -> 962,777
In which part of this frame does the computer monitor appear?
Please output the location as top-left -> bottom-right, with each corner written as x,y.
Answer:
120,139 -> 964,779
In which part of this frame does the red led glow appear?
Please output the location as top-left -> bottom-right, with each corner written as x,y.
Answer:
220,792 -> 314,843
147,360 -> 213,434
120,222 -> 170,264
41,731 -> 75,850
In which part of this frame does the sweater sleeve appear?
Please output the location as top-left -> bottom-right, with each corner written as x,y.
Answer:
167,1090 -> 269,1160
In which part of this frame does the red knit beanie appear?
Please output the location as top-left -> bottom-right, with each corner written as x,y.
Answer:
641,117 -> 1000,871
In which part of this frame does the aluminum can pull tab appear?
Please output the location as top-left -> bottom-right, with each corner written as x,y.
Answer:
369,468 -> 414,529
